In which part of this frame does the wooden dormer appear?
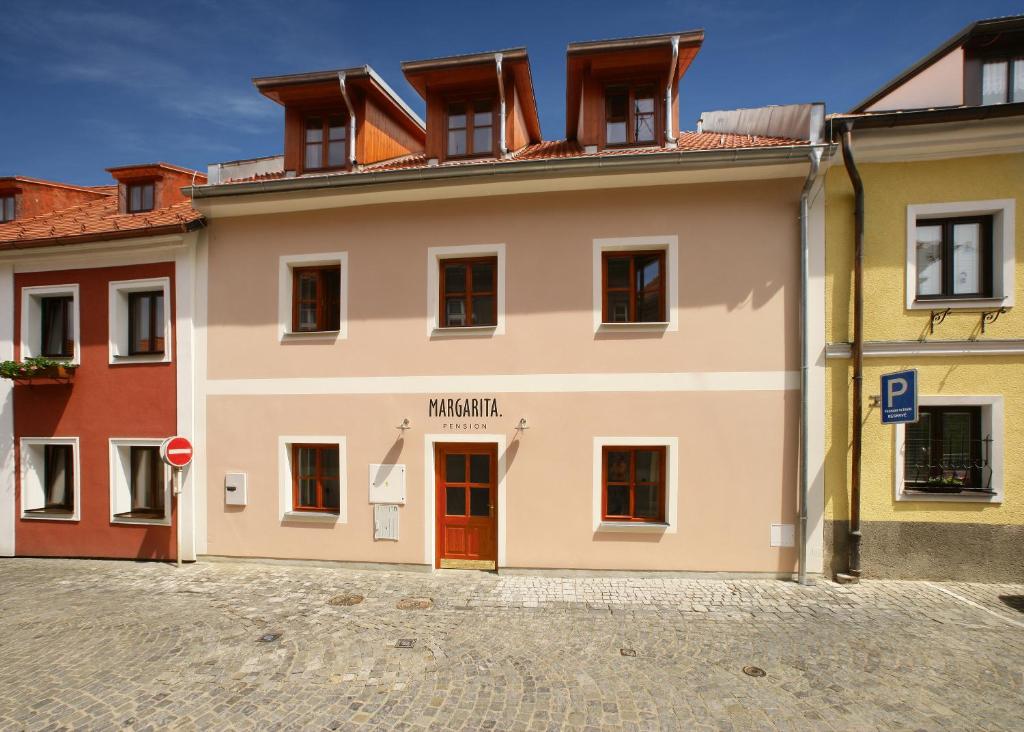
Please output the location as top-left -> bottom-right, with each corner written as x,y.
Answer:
402,48 -> 542,163
106,163 -> 206,214
566,30 -> 703,150
254,66 -> 426,175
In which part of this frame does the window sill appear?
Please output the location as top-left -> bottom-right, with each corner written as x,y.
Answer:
111,352 -> 170,365
282,511 -> 341,523
430,325 -> 499,339
21,509 -> 78,522
908,298 -> 1008,311
112,512 -> 170,526
596,521 -> 669,533
281,330 -> 342,342
897,490 -> 1001,504
597,321 -> 669,332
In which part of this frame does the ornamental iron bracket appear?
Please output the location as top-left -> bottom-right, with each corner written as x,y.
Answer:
980,307 -> 1007,334
929,308 -> 951,335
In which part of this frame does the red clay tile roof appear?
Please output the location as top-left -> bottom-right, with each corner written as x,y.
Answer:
217,132 -> 805,184
0,195 -> 203,250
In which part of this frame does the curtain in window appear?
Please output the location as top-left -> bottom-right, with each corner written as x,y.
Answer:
982,61 -> 1008,105
43,445 -> 70,509
130,447 -> 163,512
42,298 -> 69,356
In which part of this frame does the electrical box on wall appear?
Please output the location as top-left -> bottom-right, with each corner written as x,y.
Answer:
770,523 -> 795,547
225,472 -> 247,506
369,464 -> 406,504
374,504 -> 400,540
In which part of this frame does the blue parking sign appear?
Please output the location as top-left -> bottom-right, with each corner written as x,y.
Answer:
880,369 -> 918,424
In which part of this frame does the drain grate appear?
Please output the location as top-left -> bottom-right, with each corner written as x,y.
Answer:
619,648 -> 637,657
742,666 -> 766,677
257,633 -> 282,643
328,593 -> 364,606
396,597 -> 433,610
396,638 -> 416,648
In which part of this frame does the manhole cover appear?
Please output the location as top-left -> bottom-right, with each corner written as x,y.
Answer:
257,633 -> 282,643
620,648 -> 637,657
396,638 -> 416,648
742,666 -> 766,677
328,593 -> 364,606
397,597 -> 433,610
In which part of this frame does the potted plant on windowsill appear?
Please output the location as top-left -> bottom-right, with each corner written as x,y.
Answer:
0,357 -> 79,383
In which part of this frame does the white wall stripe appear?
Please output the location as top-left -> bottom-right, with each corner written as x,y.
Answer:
206,370 -> 799,396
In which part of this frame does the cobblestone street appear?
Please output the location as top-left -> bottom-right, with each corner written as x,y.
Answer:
1,559 -> 1022,731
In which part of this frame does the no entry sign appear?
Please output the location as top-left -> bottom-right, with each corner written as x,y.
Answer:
160,435 -> 194,468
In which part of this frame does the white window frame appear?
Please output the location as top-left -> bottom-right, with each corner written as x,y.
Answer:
108,277 -> 172,364
109,438 -> 172,525
593,236 -> 679,332
893,395 -> 1004,504
278,252 -> 348,341
426,243 -> 506,338
19,437 -> 81,522
906,200 -> 1015,310
278,436 -> 347,523
20,284 -> 81,363
592,436 -> 678,533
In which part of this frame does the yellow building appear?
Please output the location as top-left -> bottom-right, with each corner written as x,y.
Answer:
824,15 -> 1024,581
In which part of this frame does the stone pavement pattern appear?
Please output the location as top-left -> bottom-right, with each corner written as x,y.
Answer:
0,559 -> 1022,731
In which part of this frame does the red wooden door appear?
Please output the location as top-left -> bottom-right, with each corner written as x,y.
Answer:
436,443 -> 497,569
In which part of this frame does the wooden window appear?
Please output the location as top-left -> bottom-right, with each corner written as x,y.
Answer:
128,291 -> 165,355
292,265 -> 341,332
602,250 -> 666,323
981,57 -> 1024,105
1,194 -> 15,223
446,99 -> 495,158
602,446 -> 666,522
605,85 -> 658,146
904,406 -> 990,493
915,216 -> 993,299
304,115 -> 347,171
292,444 -> 341,512
439,256 -> 497,327
126,182 -> 154,213
112,446 -> 164,518
40,295 -> 74,357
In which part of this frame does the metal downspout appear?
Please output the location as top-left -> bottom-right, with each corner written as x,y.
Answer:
841,122 -> 864,580
337,72 -> 358,168
495,53 -> 508,158
798,145 -> 822,586
665,36 -> 680,147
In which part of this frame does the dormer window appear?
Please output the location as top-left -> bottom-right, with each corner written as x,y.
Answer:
605,85 -> 657,146
1,194 -> 14,222
981,57 -> 1024,105
446,99 -> 494,158
305,115 -> 347,171
126,182 -> 154,213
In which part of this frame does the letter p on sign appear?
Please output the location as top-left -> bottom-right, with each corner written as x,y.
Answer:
880,369 -> 918,425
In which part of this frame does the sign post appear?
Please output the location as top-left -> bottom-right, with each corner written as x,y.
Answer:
160,436 -> 194,568
880,369 -> 918,425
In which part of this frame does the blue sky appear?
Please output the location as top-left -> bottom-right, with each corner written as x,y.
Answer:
1,0 -> 1020,185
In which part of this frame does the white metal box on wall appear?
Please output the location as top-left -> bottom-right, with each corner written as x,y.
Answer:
374,504 -> 400,540
225,472 -> 247,506
369,464 -> 406,504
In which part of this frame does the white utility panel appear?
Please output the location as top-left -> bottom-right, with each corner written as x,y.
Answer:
374,504 -> 400,540
225,472 -> 247,506
369,464 -> 406,504
770,523 -> 795,548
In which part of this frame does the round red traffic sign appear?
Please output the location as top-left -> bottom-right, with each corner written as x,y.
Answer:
160,436 -> 194,468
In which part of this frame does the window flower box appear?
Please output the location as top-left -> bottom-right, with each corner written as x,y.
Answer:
0,358 -> 79,384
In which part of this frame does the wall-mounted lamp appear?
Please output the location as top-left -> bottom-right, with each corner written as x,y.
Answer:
397,418 -> 411,431
516,417 -> 529,431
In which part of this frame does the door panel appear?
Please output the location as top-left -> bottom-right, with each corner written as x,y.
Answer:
436,443 -> 497,569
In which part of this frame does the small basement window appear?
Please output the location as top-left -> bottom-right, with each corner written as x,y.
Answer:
126,182 -> 155,213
